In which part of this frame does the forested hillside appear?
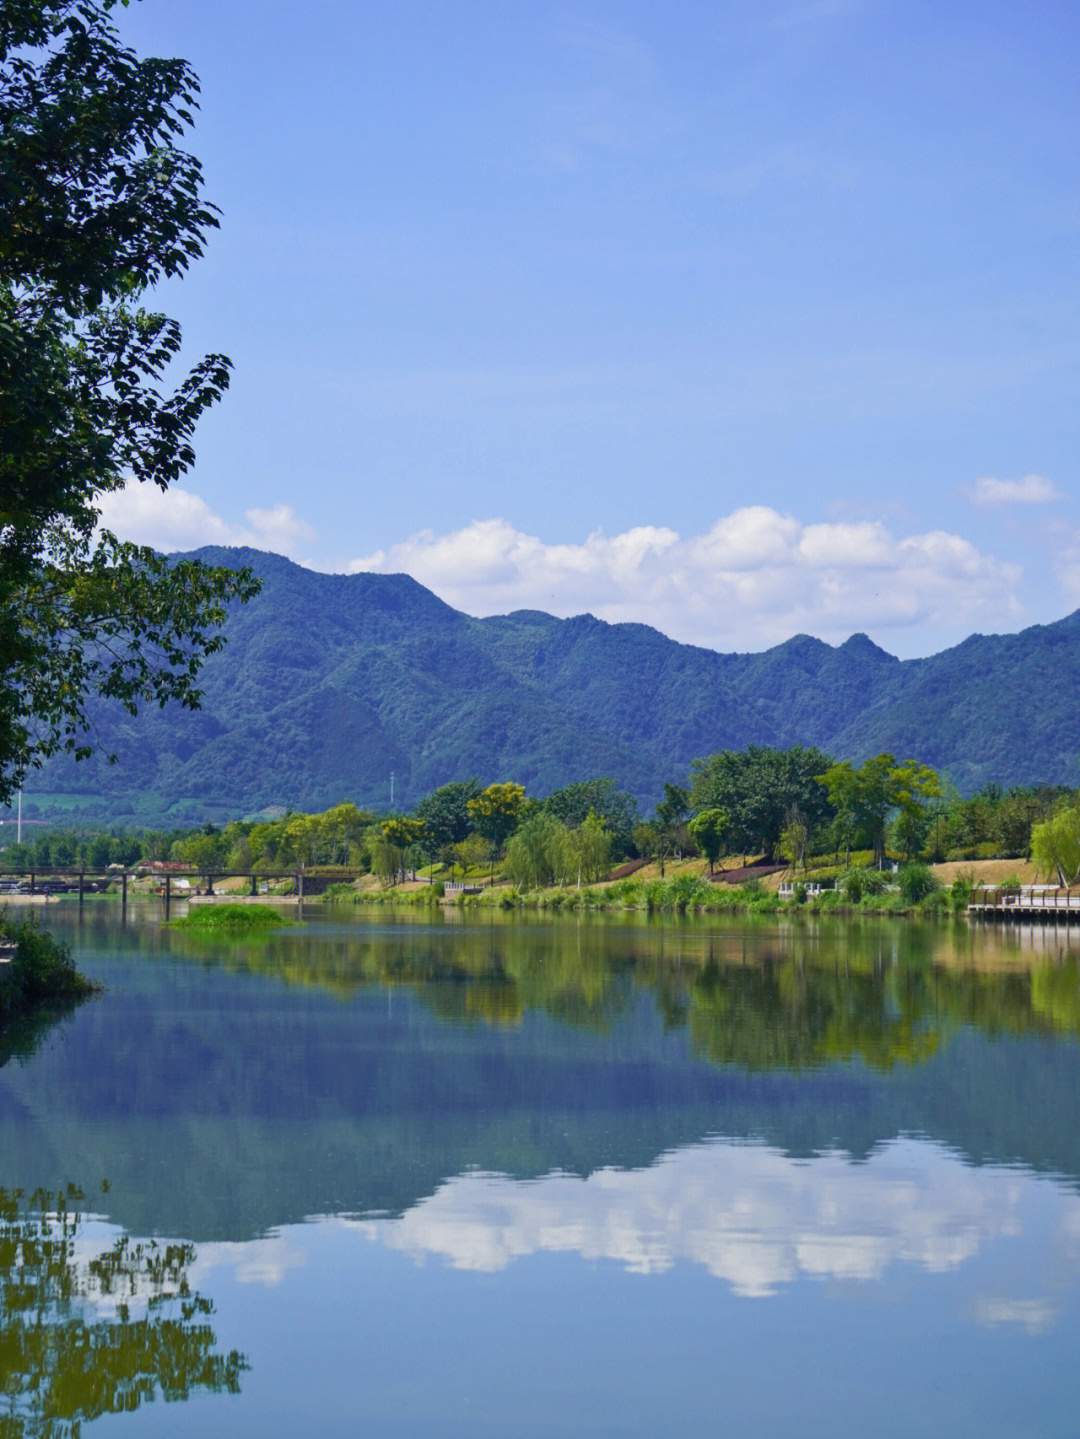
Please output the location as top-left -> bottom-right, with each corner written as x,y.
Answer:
19,547 -> 1080,825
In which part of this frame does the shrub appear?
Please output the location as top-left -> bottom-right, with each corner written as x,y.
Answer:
644,880 -> 669,912
949,868 -> 975,912
0,915 -> 98,1018
919,888 -> 951,914
839,866 -> 888,903
170,903 -> 294,930
812,887 -> 843,909
321,882 -> 359,903
668,874 -> 712,911
898,863 -> 940,905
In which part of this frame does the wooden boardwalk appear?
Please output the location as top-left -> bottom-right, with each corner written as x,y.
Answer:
969,885 -> 1080,921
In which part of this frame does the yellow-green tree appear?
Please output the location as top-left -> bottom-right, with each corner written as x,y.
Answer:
467,783 -> 526,873
570,812 -> 612,885
504,813 -> 570,891
369,816 -> 426,885
817,754 -> 940,865
314,804 -> 365,863
451,832 -> 490,879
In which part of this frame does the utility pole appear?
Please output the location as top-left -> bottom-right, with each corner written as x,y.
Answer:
16,789 -> 21,845
390,771 -> 395,808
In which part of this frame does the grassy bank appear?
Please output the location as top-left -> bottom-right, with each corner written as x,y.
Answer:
454,875 -> 968,917
315,864 -> 976,918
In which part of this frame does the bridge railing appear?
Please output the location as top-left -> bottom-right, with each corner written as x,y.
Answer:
970,884 -> 1080,911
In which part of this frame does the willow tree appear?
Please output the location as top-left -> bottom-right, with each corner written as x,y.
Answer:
1030,806 -> 1080,887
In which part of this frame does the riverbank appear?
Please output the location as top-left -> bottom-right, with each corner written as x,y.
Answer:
54,856 -> 1037,921
313,859 -> 1009,918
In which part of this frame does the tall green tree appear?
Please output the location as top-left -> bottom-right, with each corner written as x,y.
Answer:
889,759 -> 942,860
688,807 -> 728,876
817,754 -> 941,866
542,778 -> 637,857
815,759 -> 862,866
649,781 -> 692,875
412,779 -> 480,861
0,0 -> 258,803
690,746 -> 834,862
504,812 -> 569,891
569,811 -> 613,885
778,804 -> 809,871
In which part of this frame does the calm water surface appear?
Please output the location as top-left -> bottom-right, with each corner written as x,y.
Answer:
3,902 -> 1080,1437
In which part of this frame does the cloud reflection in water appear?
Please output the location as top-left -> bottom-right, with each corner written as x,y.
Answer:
308,1138 -> 1080,1314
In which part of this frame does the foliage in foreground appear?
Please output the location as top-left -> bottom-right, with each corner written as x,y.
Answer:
0,0 -> 259,803
0,914 -> 98,1021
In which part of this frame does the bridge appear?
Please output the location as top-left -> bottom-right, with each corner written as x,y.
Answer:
0,864 -> 364,912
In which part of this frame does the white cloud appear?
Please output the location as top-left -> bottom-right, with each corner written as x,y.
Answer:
972,1297 -> 1056,1335
94,487 -> 1031,652
96,483 -> 316,560
964,474 -> 1063,506
348,507 -> 1023,651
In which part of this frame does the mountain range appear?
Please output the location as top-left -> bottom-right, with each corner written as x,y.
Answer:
21,545 -> 1080,825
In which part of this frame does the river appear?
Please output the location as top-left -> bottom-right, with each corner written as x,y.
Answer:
2,902 -> 1079,1437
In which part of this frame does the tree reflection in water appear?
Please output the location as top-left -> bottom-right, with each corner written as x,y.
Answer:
0,1184 -> 246,1437
149,915 -> 1080,1072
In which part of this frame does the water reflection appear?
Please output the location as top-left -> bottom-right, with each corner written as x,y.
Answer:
0,1000 -> 90,1074
347,1136 -> 1080,1311
4,910 -> 1080,1436
0,1185 -> 247,1437
5,907 -> 1079,1245
65,904 -> 1080,1060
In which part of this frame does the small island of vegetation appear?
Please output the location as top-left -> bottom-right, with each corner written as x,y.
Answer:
168,903 -> 296,932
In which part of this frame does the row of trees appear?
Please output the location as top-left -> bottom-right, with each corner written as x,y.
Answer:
3,749 -> 1075,882
686,747 -> 1067,870
683,746 -> 944,868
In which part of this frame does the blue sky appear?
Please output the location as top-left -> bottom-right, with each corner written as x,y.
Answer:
100,0 -> 1080,657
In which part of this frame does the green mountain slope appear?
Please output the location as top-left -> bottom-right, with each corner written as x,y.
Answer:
23,546 -> 1080,822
